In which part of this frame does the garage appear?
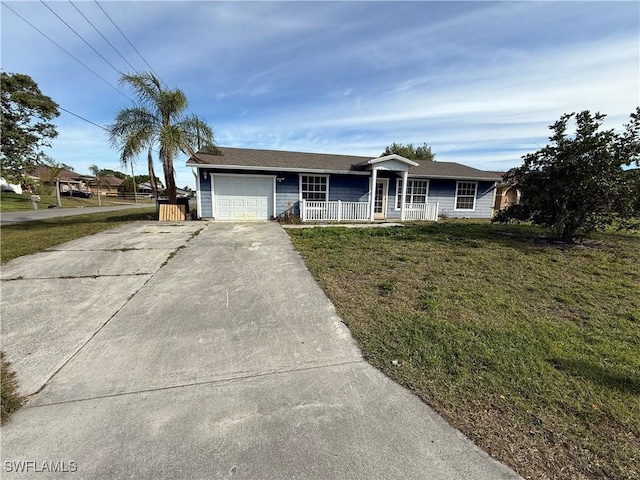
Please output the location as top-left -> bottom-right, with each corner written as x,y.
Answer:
213,175 -> 274,221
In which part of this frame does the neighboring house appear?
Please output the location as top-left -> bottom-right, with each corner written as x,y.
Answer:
137,181 -> 165,197
490,172 -> 521,213
27,166 -> 89,193
87,175 -> 123,196
187,147 -> 500,222
137,182 -> 154,195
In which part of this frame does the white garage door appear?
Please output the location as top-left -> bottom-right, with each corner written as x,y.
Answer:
214,175 -> 273,221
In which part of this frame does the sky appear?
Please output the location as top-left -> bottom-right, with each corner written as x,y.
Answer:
2,1 -> 639,189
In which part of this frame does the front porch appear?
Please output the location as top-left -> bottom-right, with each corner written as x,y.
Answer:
299,154 -> 438,223
300,199 -> 439,222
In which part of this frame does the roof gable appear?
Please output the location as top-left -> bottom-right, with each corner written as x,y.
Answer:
355,154 -> 419,168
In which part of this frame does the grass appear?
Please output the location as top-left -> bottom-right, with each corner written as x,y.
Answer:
287,220 -> 640,480
1,353 -> 23,424
0,207 -> 155,265
0,191 -> 153,212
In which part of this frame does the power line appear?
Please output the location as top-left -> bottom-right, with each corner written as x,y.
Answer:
40,0 -> 122,76
3,3 -> 132,102
94,0 -> 167,87
58,106 -> 108,131
56,106 -> 163,159
68,0 -> 138,73
93,1 -> 204,122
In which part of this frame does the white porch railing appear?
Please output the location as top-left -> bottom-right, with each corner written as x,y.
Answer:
404,202 -> 439,221
300,200 -> 439,222
300,200 -> 369,221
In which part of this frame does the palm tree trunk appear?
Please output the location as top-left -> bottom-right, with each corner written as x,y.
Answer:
148,147 -> 159,199
162,150 -> 177,204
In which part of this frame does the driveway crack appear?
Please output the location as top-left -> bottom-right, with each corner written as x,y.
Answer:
26,225 -> 207,400
27,359 -> 366,408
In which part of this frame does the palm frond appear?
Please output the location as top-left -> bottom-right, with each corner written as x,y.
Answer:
110,71 -> 216,203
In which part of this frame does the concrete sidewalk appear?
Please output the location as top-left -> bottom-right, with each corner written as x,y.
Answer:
0,222 -> 522,479
0,203 -> 151,226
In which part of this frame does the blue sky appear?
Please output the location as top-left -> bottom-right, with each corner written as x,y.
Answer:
2,1 -> 639,189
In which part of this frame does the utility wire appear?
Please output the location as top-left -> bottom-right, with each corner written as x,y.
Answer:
94,0 -> 167,87
40,0 -> 122,76
3,3 -> 132,102
58,106 -> 109,131
56,106 -> 163,159
68,0 -> 138,73
92,1 -> 200,120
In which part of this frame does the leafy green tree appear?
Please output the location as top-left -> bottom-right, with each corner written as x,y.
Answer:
108,72 -> 215,203
380,142 -> 435,162
98,169 -> 126,179
1,72 -> 60,182
493,109 -> 640,241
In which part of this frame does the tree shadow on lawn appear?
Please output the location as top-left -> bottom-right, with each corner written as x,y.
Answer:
549,357 -> 640,395
348,221 -> 601,253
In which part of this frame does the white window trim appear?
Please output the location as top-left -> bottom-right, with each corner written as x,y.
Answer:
454,181 -> 478,211
395,178 -> 429,210
299,174 -> 330,202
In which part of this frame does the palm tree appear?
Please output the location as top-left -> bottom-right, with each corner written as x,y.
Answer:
88,164 -> 103,206
108,72 -> 215,204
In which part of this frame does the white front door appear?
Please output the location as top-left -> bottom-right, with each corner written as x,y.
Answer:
374,179 -> 388,220
213,175 -> 274,221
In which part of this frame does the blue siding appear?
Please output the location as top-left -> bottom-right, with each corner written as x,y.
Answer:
276,173 -> 370,218
472,181 -> 496,218
428,180 -> 495,219
386,177 -> 401,219
195,167 -> 495,220
199,169 -> 213,217
276,174 -> 300,217
328,175 -> 369,202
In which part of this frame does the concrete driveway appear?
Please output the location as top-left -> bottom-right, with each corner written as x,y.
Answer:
0,222 -> 521,479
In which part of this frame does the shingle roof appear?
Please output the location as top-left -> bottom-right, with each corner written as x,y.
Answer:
28,166 -> 83,183
102,175 -> 123,186
187,147 -> 498,181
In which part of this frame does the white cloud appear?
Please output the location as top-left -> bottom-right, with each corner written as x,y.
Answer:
2,1 -> 638,188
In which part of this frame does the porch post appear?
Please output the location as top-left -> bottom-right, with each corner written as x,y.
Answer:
400,170 -> 408,221
194,168 -> 202,219
369,168 -> 378,221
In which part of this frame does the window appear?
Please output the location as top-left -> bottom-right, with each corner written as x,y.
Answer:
455,181 -> 477,210
300,175 -> 328,201
396,179 -> 429,209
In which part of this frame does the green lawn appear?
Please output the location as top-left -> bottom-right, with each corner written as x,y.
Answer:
0,207 -> 155,265
0,191 -> 153,212
287,221 -> 640,480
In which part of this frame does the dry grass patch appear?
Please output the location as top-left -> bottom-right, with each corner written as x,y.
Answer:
288,220 -> 640,480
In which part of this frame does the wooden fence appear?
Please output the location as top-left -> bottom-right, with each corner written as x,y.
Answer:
159,204 -> 185,221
